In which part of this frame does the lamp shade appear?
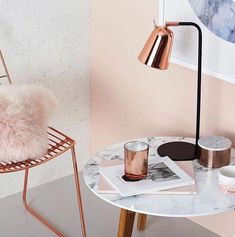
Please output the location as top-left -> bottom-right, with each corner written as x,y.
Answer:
138,26 -> 174,70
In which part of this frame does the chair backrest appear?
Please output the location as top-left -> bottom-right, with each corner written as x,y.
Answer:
0,50 -> 12,84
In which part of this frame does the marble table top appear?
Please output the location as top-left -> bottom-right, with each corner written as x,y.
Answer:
83,137 -> 235,217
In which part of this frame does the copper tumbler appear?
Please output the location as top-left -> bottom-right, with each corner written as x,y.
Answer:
124,141 -> 149,181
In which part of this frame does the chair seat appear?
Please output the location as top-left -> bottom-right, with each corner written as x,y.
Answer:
0,127 -> 75,173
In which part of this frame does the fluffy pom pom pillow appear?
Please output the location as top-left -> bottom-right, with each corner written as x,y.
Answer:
0,85 -> 57,162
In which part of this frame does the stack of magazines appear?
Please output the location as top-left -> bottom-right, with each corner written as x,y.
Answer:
99,156 -> 197,197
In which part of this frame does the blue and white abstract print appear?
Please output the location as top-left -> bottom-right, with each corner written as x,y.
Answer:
189,0 -> 235,43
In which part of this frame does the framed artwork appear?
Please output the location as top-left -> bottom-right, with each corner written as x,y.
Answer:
158,0 -> 235,84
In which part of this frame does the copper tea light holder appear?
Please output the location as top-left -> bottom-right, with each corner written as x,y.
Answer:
124,141 -> 149,181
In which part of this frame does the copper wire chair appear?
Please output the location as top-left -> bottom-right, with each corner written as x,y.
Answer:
0,51 -> 87,237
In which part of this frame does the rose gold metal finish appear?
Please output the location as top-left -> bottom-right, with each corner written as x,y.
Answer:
71,146 -> 87,237
20,127 -> 87,237
138,26 -> 174,70
19,127 -> 87,237
199,148 -> 231,168
0,127 -> 75,173
0,50 -> 12,84
166,21 -> 179,27
124,141 -> 149,180
0,51 -> 87,237
23,168 -> 65,237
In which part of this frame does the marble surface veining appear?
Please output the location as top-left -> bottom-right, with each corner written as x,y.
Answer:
198,136 -> 232,150
83,137 -> 235,217
189,0 -> 235,43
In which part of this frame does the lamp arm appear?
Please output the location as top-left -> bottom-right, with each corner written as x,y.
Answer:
167,21 -> 202,147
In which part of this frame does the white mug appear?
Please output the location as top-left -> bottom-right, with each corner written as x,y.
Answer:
218,165 -> 235,192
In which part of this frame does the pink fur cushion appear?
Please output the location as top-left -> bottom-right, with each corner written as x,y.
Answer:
0,85 -> 57,162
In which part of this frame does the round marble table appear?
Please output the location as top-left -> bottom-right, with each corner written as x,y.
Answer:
84,137 -> 235,235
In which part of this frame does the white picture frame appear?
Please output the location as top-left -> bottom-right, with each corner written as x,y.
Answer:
158,0 -> 235,84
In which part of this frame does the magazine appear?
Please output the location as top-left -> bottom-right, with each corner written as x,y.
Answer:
98,160 -> 197,195
99,156 -> 195,197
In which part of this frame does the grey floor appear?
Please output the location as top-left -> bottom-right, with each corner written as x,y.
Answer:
0,173 -> 220,237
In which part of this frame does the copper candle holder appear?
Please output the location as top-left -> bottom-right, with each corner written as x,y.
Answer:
198,136 -> 231,168
124,141 -> 149,181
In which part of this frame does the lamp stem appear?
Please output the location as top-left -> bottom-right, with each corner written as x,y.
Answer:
178,22 -> 202,148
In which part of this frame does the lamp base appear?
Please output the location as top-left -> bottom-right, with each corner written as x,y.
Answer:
157,141 -> 197,161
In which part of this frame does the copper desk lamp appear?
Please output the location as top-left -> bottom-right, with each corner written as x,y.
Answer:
138,21 -> 202,161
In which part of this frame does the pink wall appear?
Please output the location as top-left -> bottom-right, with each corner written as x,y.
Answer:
91,0 -> 235,236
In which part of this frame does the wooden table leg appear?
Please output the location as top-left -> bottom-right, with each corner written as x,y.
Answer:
117,209 -> 136,237
137,214 -> 147,231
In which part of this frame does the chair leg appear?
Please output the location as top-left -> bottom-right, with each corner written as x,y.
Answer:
71,146 -> 87,237
22,168 -> 65,237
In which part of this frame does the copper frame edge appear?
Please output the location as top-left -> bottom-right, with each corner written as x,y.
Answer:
0,50 -> 12,84
22,146 -> 87,237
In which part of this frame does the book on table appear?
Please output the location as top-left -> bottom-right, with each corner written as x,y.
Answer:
99,156 -> 196,197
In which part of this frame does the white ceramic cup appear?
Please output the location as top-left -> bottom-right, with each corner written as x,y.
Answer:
218,165 -> 235,192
